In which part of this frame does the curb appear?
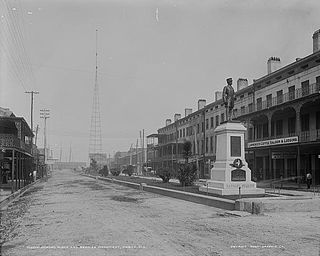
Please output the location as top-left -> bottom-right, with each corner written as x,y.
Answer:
0,179 -> 44,209
82,174 -> 235,210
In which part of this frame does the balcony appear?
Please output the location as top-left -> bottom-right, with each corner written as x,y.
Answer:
0,134 -> 32,154
235,82 -> 320,118
246,129 -> 320,145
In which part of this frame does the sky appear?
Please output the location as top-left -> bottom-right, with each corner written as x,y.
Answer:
1,0 -> 320,162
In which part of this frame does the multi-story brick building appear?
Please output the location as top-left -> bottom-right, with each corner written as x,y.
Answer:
152,29 -> 320,185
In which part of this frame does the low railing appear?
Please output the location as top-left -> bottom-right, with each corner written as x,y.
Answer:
0,134 -> 32,154
234,82 -> 320,118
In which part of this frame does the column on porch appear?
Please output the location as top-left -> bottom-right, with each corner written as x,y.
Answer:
11,149 -> 15,193
296,108 -> 301,179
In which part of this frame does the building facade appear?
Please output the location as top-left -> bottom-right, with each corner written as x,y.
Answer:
0,108 -> 35,192
153,29 -> 320,185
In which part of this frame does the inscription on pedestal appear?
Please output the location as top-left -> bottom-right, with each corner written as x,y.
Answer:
231,168 -> 246,181
231,136 -> 241,157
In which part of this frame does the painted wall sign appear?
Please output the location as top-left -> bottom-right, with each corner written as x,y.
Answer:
247,136 -> 298,148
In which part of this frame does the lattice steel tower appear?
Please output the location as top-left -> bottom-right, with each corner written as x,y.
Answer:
89,29 -> 103,161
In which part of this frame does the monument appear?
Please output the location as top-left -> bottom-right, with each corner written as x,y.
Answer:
199,78 -> 265,195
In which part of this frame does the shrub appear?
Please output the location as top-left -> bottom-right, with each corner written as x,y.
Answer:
123,165 -> 134,176
176,163 -> 197,187
98,165 -> 109,177
111,169 -> 120,176
156,167 -> 172,183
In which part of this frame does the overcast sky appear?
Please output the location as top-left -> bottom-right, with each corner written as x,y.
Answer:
1,0 -> 320,162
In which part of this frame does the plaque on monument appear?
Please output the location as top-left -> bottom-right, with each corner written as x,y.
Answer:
231,169 -> 246,181
231,136 -> 241,157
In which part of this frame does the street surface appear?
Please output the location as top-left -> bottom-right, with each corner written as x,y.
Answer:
0,169 -> 319,256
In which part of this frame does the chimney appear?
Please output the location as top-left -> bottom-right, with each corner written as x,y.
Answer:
174,113 -> 181,122
198,99 -> 206,110
215,92 -> 222,101
185,108 -> 192,117
237,78 -> 248,91
165,119 -> 171,126
313,29 -> 320,53
267,57 -> 281,74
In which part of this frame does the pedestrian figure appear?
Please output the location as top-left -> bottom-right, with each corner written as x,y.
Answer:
306,172 -> 312,189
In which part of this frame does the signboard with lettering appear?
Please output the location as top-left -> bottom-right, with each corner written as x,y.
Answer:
231,169 -> 246,181
248,136 -> 298,148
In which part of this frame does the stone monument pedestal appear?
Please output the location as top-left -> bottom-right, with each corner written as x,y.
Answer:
199,121 -> 265,196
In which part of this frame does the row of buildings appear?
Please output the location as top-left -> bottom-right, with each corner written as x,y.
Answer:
0,107 -> 47,192
114,29 -> 320,186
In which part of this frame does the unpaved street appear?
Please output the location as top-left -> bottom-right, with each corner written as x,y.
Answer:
1,169 -> 319,256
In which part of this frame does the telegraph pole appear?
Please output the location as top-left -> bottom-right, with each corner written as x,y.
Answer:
34,124 -> 39,145
25,91 -> 39,137
40,109 -> 50,164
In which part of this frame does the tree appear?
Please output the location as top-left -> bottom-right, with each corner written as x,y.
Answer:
176,141 -> 197,186
156,167 -> 172,183
176,163 -> 197,187
182,141 -> 192,163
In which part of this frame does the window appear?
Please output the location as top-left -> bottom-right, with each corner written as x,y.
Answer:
248,103 -> 253,113
205,137 -> 208,153
288,117 -> 296,134
180,129 -> 182,137
316,112 -> 320,129
206,119 -> 209,129
276,120 -> 283,136
317,76 -> 320,91
289,85 -> 295,100
301,114 -> 309,131
197,124 -> 199,133
266,94 -> 272,108
183,128 -> 185,137
241,106 -> 245,115
256,124 -> 263,139
271,121 -> 275,136
210,117 -> 214,128
301,80 -> 309,96
221,113 -> 225,123
277,90 -> 283,104
215,115 -> 219,127
263,123 -> 268,138
248,127 -> 253,140
210,136 -> 213,152
201,139 -> 204,154
201,122 -> 204,132
257,97 -> 262,110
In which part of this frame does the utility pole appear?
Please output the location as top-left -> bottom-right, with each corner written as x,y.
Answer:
69,142 -> 72,162
25,91 -> 39,138
40,109 -> 50,164
59,144 -> 62,162
34,124 -> 39,145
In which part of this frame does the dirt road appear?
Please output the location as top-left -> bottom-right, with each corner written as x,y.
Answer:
1,169 -> 319,256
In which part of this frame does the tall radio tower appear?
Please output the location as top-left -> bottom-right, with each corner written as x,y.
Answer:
89,29 -> 103,163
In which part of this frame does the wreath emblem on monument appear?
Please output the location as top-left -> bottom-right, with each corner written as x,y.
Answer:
230,158 -> 244,168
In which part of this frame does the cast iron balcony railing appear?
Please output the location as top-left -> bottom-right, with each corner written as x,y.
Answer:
234,82 -> 320,118
0,134 -> 32,154
246,129 -> 320,144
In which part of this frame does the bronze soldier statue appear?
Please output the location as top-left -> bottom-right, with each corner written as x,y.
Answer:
222,78 -> 235,121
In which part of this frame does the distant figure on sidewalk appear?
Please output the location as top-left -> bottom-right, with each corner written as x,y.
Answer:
306,172 -> 312,189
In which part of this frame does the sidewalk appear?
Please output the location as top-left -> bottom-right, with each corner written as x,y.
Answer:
132,175 -> 320,198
